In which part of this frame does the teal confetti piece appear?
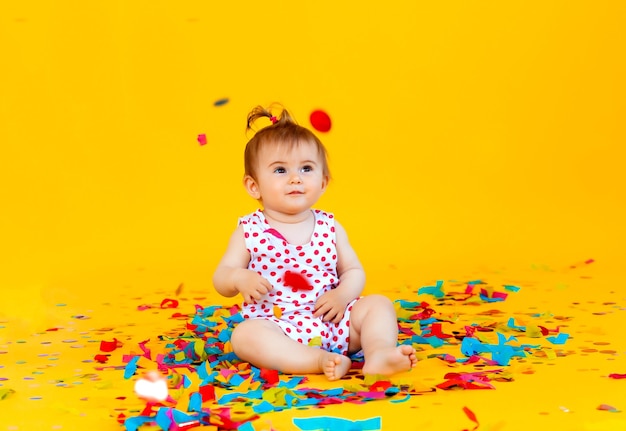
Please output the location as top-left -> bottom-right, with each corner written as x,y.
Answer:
214,97 -> 229,106
418,280 -> 444,298
293,416 -> 382,431
390,393 -> 411,403
238,422 -> 255,431
503,284 -> 521,292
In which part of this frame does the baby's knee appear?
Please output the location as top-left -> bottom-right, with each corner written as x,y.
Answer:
230,319 -> 257,347
361,293 -> 394,308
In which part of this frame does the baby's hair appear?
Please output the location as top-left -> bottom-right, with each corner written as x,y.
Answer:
244,104 -> 331,181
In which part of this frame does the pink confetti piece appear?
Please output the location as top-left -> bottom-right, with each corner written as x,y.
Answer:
197,134 -> 207,146
139,339 -> 152,360
264,228 -> 287,241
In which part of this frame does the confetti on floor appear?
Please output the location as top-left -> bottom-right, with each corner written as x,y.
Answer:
1,262 -> 625,430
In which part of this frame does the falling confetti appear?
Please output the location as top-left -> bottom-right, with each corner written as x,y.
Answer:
213,97 -> 229,106
309,109 -> 332,132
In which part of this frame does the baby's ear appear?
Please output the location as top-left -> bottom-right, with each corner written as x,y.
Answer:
321,175 -> 329,191
243,175 -> 261,199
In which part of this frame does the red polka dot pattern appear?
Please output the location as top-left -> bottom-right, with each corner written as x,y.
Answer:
238,209 -> 355,354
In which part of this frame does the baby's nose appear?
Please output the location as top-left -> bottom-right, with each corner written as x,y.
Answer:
289,173 -> 302,183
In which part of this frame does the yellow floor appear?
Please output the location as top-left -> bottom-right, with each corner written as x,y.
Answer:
1,260 -> 624,431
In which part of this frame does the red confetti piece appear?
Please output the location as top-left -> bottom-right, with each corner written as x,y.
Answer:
423,323 -> 454,339
259,368 -> 280,386
609,373 -> 626,379
284,271 -> 313,290
160,298 -> 179,309
94,354 -> 110,363
199,384 -> 216,402
197,134 -> 207,146
309,110 -> 332,132
46,327 -> 60,331
462,406 -> 479,430
100,338 -> 122,352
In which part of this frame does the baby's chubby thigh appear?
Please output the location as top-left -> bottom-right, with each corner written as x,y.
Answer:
277,308 -> 326,346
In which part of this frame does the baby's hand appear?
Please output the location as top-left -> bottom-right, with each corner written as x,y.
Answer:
234,269 -> 273,304
313,289 -> 351,324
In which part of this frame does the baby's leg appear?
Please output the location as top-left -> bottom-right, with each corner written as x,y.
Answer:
230,318 -> 351,380
347,294 -> 417,376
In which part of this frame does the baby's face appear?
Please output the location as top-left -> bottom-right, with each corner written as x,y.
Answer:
252,141 -> 328,216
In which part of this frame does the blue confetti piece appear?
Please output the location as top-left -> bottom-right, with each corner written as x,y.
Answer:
124,416 -> 154,431
478,292 -> 506,302
182,374 -> 192,388
253,400 -> 275,414
238,422 -> 255,431
123,356 -> 140,379
188,392 -> 202,413
546,333 -> 570,344
507,317 -> 526,331
293,416 -> 382,431
229,373 -> 245,386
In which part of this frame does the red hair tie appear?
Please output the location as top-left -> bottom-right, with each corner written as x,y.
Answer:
270,116 -> 277,124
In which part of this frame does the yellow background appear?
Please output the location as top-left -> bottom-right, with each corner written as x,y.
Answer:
1,1 -> 625,430
2,0 -> 624,289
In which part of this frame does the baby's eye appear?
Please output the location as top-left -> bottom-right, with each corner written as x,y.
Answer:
301,165 -> 313,173
273,167 -> 286,174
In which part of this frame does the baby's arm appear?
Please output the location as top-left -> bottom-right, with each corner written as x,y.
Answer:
313,220 -> 366,323
212,224 -> 273,303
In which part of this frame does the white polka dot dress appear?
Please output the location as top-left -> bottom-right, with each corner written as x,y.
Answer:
238,209 -> 358,355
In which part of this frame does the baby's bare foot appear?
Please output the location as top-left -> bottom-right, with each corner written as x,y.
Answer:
320,352 -> 352,381
362,345 -> 417,376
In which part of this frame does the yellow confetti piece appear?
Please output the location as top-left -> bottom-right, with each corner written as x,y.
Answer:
526,325 -> 543,338
0,388 -> 15,400
174,351 -> 186,362
308,336 -> 322,347
273,305 -> 282,318
94,380 -> 113,389
193,340 -> 206,360
262,387 -> 297,406
542,347 -> 557,360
